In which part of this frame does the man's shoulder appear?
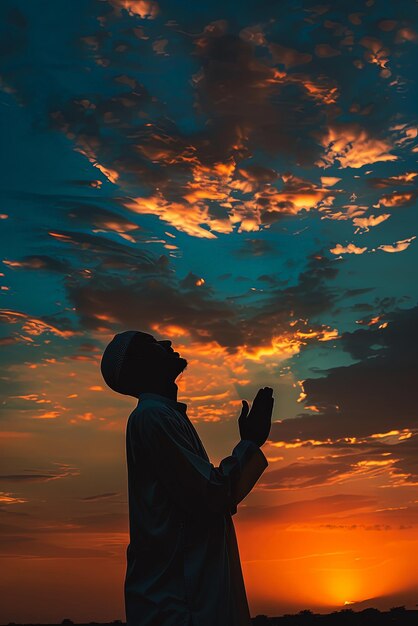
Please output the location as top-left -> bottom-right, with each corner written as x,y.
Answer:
130,399 -> 178,430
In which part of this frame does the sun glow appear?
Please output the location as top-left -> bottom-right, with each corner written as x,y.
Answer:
326,573 -> 362,606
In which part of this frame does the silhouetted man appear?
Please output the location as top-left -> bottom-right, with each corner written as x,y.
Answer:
100,330 -> 274,626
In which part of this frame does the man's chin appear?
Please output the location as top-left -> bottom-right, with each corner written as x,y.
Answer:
178,356 -> 188,369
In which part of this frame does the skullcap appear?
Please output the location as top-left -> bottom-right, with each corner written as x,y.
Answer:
100,330 -> 140,393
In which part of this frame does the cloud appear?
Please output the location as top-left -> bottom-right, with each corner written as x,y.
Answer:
378,191 -> 417,208
79,492 -> 120,501
0,492 -> 27,505
0,463 -> 79,483
2,255 -> 71,273
260,439 -> 418,489
44,18 -> 340,239
377,236 -> 416,253
316,123 -> 398,169
234,238 -> 279,257
64,249 -> 340,354
269,305 -> 418,484
0,309 -> 79,340
109,0 -> 160,19
261,454 -> 359,491
315,44 -> 341,58
367,172 -> 417,187
330,243 -> 367,255
239,493 -> 376,522
353,214 -> 391,233
268,42 -> 312,68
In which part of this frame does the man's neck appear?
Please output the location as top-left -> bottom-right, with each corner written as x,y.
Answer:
137,381 -> 178,402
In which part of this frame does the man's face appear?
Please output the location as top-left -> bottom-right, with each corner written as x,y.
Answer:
139,333 -> 188,380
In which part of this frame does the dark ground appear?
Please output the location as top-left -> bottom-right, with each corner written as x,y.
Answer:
4,608 -> 418,626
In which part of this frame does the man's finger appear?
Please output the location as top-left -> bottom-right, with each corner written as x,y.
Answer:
238,400 -> 249,418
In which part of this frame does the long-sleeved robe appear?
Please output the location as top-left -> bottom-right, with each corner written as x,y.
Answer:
124,392 -> 268,626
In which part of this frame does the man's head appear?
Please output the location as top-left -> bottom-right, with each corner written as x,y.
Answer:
100,330 -> 188,397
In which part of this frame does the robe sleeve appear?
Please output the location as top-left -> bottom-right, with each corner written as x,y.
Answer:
135,408 -> 268,516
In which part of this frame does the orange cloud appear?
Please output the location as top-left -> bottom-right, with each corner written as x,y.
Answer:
360,36 -> 391,77
353,213 -> 391,233
317,124 -> 397,169
377,236 -> 416,253
320,176 -> 341,187
369,171 -> 417,187
0,431 -> 33,439
378,191 -> 416,207
109,0 -> 159,19
71,142 -> 120,185
0,310 -> 78,339
330,243 -> 367,255
0,492 -> 27,504
321,203 -> 368,222
124,193 -> 221,239
33,411 -> 62,419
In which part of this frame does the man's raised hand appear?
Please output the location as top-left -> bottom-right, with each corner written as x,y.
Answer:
238,387 -> 274,447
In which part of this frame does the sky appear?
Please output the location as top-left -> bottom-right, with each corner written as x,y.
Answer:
0,0 -> 418,622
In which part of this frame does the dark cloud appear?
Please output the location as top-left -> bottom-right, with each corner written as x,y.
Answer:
66,272 -> 245,349
65,201 -> 142,232
251,251 -> 339,321
239,493 -> 376,522
341,287 -> 375,299
256,274 -> 289,287
260,455 -> 352,490
179,271 -> 206,289
238,164 -> 278,183
0,474 -> 56,482
3,255 -> 71,273
46,228 -> 170,275
367,172 -> 418,188
193,29 -> 329,167
272,304 -> 418,439
268,42 -> 312,69
79,492 -> 120,501
234,238 -> 279,257
65,249 -> 340,351
0,464 -> 79,483
269,305 -> 418,485
262,435 -> 418,489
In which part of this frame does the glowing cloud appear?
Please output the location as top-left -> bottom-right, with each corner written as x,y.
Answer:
317,124 -> 397,169
377,236 -> 416,253
330,243 -> 368,255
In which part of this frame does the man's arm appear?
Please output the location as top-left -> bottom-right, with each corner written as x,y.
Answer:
134,408 -> 267,517
230,439 -> 268,511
